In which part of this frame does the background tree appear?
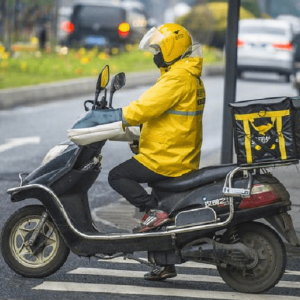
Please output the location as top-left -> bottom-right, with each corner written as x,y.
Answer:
177,0 -> 261,48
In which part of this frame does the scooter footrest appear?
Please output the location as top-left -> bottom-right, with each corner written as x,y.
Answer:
174,207 -> 217,228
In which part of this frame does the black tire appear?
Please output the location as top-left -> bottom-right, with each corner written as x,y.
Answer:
217,222 -> 286,293
1,205 -> 70,278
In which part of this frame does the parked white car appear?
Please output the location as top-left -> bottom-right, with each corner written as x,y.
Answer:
237,19 -> 295,82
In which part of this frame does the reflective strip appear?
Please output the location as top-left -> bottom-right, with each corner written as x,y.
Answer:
243,120 -> 253,164
165,109 -> 203,116
276,116 -> 287,160
234,110 -> 290,121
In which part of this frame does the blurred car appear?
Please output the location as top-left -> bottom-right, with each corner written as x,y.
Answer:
237,19 -> 295,82
57,6 -> 73,46
277,15 -> 300,35
61,1 -> 147,49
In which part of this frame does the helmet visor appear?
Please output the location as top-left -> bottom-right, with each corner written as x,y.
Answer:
181,43 -> 203,59
139,27 -> 165,55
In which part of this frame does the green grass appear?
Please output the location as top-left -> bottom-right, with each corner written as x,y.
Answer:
0,45 -> 223,89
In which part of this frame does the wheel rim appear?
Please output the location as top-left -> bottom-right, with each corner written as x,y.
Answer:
225,231 -> 276,284
9,215 -> 59,268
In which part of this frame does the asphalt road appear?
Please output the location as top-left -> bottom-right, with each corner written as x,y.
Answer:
0,73 -> 300,299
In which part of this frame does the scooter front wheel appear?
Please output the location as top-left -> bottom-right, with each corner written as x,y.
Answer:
217,222 -> 286,293
1,205 -> 70,278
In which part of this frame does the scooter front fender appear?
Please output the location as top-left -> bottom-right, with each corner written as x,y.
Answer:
7,185 -> 75,247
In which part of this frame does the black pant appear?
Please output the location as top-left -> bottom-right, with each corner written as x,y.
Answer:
108,158 -> 170,212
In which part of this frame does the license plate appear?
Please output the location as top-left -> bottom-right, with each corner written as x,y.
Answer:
250,42 -> 267,48
85,36 -> 106,46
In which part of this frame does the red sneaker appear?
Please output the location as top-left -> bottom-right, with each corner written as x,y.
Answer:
140,213 -> 148,223
138,210 -> 170,233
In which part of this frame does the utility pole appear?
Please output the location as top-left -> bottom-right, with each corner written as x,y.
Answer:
0,0 -> 6,47
53,0 -> 59,46
221,0 -> 241,164
264,0 -> 272,16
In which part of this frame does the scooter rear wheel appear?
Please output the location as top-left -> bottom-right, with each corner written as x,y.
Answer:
217,222 -> 286,293
1,205 -> 70,278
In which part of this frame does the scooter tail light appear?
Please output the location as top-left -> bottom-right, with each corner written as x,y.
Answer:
61,21 -> 74,34
118,22 -> 130,38
239,184 -> 279,209
237,38 -> 245,48
272,42 -> 293,51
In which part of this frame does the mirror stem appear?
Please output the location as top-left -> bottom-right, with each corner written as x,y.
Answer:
108,90 -> 115,108
93,89 -> 100,109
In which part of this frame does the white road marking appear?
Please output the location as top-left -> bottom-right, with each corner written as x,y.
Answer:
69,267 -> 223,282
68,267 -> 300,289
99,256 -> 300,275
0,136 -> 40,153
33,281 -> 300,299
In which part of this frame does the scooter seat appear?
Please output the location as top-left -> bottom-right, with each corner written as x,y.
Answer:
151,163 -> 238,192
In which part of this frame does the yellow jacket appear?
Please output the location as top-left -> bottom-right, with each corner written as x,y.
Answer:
122,57 -> 205,177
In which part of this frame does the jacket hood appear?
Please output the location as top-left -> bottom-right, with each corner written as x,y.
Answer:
160,57 -> 203,77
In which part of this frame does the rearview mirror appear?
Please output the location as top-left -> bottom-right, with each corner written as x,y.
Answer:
111,72 -> 126,92
108,72 -> 126,108
96,65 -> 110,91
93,65 -> 110,109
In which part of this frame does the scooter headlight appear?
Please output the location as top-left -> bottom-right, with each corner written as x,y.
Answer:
42,145 -> 69,165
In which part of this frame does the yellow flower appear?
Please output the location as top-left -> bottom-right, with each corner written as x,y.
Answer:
21,62 -> 27,71
90,47 -> 98,56
143,52 -> 152,57
78,48 -> 86,55
98,52 -> 109,60
80,56 -> 90,64
31,37 -> 39,45
125,44 -> 134,52
111,48 -> 119,55
0,45 -> 5,53
1,52 -> 9,60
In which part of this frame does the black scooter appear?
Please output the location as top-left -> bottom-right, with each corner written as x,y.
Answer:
2,65 -> 300,294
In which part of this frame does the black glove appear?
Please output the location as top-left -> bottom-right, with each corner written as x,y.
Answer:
129,140 -> 139,154
72,108 -> 123,129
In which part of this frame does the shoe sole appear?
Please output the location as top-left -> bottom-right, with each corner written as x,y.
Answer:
144,273 -> 177,281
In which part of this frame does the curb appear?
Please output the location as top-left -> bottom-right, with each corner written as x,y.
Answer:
0,65 -> 224,110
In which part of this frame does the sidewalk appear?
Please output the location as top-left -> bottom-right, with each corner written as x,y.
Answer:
0,65 -> 224,110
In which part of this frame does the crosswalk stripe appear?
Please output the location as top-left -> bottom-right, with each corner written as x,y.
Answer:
32,281 -> 300,300
69,267 -> 224,283
286,270 -> 300,276
99,257 -> 216,269
100,257 -> 300,275
68,267 -> 300,289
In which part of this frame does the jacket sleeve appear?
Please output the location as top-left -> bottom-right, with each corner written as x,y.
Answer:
122,73 -> 186,126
